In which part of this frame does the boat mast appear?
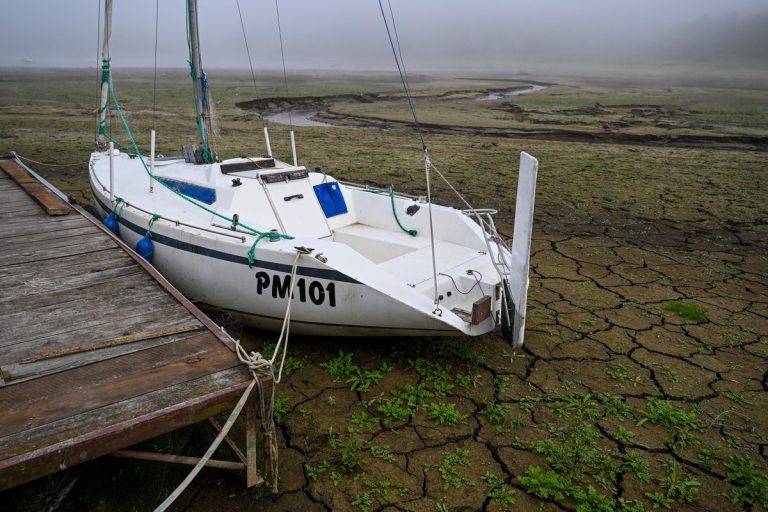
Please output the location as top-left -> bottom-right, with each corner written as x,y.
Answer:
96,0 -> 113,150
187,0 -> 215,163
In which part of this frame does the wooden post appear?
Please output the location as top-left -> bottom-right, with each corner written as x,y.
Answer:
245,389 -> 261,487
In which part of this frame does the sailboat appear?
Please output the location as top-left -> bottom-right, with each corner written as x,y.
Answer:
88,0 -> 538,345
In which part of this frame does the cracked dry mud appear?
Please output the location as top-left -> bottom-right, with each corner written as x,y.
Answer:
159,189 -> 767,512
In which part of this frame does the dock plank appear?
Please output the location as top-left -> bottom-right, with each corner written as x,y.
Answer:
0,235 -> 118,267
0,265 -> 147,315
0,367 -> 248,460
0,160 -> 70,216
1,328 -> 205,386
0,302 -> 199,366
0,368 -> 251,490
0,249 -> 134,288
1,281 -> 181,347
0,332 -> 238,437
0,225 -> 101,246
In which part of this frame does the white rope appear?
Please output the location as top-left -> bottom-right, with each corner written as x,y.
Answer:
153,379 -> 257,512
154,250 -> 303,509
14,153 -> 88,168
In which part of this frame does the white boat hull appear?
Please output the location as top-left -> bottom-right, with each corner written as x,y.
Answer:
88,150 -> 536,341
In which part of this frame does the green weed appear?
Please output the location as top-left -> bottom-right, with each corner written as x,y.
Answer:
724,456 -> 768,509
637,398 -> 705,448
273,397 -> 289,423
663,302 -> 708,322
370,444 -> 395,463
305,460 -> 331,481
426,402 -> 467,425
480,400 -> 510,425
351,411 -> 379,432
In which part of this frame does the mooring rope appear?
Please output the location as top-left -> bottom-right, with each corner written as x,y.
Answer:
154,250 -> 302,511
14,154 -> 89,168
153,379 -> 257,512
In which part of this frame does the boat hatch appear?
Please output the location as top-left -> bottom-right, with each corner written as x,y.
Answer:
156,177 -> 216,205
261,173 -> 332,238
261,169 -> 308,183
220,158 -> 275,174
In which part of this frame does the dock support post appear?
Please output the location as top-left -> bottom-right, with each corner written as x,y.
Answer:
108,142 -> 114,203
263,127 -> 272,158
246,390 -> 260,487
290,130 -> 297,166
150,129 -> 155,193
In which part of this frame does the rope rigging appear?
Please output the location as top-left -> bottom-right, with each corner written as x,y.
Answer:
235,0 -> 260,102
274,0 -> 293,129
378,0 -> 442,310
153,250 -> 303,511
103,79 -> 294,258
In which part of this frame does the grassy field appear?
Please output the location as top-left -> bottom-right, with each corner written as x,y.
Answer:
0,67 -> 767,512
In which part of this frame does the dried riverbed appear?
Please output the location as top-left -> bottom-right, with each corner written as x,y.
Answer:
1,69 -> 766,512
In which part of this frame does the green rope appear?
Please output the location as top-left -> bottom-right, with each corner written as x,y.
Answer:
103,132 -> 130,153
105,81 -> 294,254
246,232 -> 280,268
390,186 -> 417,237
146,213 -> 161,239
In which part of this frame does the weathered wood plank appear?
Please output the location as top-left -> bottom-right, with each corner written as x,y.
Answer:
0,196 -> 39,210
0,230 -> 117,260
0,367 -> 252,490
2,328 -> 205,386
0,282 -> 180,346
0,249 -> 133,288
0,332 -> 239,437
0,244 -> 125,274
0,301 -> 197,367
0,202 -> 45,214
0,266 -> 146,315
0,235 -> 117,267
0,213 -> 90,236
0,225 -> 100,247
0,160 -> 35,183
0,161 -> 70,216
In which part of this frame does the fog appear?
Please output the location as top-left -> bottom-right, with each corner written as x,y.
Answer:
2,0 -> 767,72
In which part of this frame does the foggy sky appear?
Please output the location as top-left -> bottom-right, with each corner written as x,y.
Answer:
2,0 -> 767,71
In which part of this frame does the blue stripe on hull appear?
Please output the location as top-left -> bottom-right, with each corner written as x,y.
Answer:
92,191 -> 359,284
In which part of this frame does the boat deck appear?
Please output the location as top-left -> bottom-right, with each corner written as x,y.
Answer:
0,157 -> 256,490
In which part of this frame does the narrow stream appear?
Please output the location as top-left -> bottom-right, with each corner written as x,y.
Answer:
263,111 -> 336,128
263,84 -> 549,128
477,84 -> 548,101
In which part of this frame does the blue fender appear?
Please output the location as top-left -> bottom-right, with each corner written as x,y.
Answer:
135,235 -> 154,262
103,212 -> 119,235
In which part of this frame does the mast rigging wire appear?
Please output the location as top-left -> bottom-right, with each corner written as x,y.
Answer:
377,0 -> 425,152
378,0 -> 440,309
235,0 -> 260,97
387,0 -> 411,94
274,0 -> 293,129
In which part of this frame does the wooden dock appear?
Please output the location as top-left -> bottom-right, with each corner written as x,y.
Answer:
0,157 -> 261,491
